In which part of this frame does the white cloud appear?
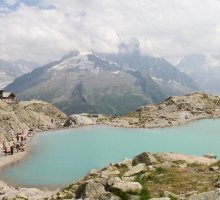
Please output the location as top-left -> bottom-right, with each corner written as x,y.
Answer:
0,0 -> 220,64
4,0 -> 18,6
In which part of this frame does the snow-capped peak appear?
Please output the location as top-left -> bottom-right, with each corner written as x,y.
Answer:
50,50 -> 97,71
78,50 -> 93,56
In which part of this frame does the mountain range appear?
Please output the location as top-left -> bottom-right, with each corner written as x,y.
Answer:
177,54 -> 220,95
0,59 -> 38,88
6,51 -> 199,115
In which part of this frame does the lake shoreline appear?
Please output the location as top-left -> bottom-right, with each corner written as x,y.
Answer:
0,117 -> 220,199
1,116 -> 220,187
0,132 -> 58,199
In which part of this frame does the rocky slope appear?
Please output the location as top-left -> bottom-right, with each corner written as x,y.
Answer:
0,100 -> 68,142
6,51 -> 198,115
72,92 -> 220,128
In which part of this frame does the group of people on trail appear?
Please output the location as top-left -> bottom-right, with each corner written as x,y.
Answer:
1,131 -> 31,156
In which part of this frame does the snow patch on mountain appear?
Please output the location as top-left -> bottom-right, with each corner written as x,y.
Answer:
51,51 -> 104,72
151,76 -> 163,82
112,71 -> 120,74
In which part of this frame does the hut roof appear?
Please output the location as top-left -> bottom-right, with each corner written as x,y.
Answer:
3,92 -> 15,98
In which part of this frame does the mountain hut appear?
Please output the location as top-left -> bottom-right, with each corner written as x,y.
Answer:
2,92 -> 16,103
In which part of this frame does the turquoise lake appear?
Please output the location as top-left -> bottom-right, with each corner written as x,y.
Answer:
1,119 -> 220,188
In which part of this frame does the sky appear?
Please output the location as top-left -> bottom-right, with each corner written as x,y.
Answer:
0,0 -> 220,64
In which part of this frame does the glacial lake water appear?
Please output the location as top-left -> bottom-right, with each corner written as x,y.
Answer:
1,119 -> 220,188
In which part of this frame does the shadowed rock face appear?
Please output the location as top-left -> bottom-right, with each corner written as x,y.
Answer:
0,100 -> 68,142
132,152 -> 159,166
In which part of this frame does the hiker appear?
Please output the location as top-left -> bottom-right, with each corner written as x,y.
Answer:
10,145 -> 14,155
20,141 -> 25,151
2,142 -> 5,155
16,143 -> 20,152
3,142 -> 8,155
16,133 -> 19,142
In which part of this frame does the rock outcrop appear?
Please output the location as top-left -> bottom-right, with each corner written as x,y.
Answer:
132,152 -> 159,166
0,100 -> 68,142
187,189 -> 220,200
69,92 -> 220,128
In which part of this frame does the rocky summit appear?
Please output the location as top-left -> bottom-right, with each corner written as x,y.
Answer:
0,100 -> 68,142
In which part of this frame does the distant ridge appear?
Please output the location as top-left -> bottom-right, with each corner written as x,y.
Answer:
6,51 -> 199,115
0,59 -> 38,88
70,92 -> 220,128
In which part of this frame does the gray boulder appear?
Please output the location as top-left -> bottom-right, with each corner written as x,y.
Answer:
120,158 -> 133,169
132,152 -> 158,166
75,180 -> 106,199
108,177 -> 142,194
187,189 -> 220,200
124,164 -> 146,177
101,169 -> 120,178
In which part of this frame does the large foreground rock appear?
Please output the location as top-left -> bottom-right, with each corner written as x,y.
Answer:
187,189 -> 220,200
132,152 -> 158,166
75,180 -> 106,199
108,177 -> 142,194
157,152 -> 218,165
124,164 -> 146,177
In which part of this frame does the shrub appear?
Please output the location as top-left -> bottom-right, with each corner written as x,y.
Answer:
140,188 -> 150,200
